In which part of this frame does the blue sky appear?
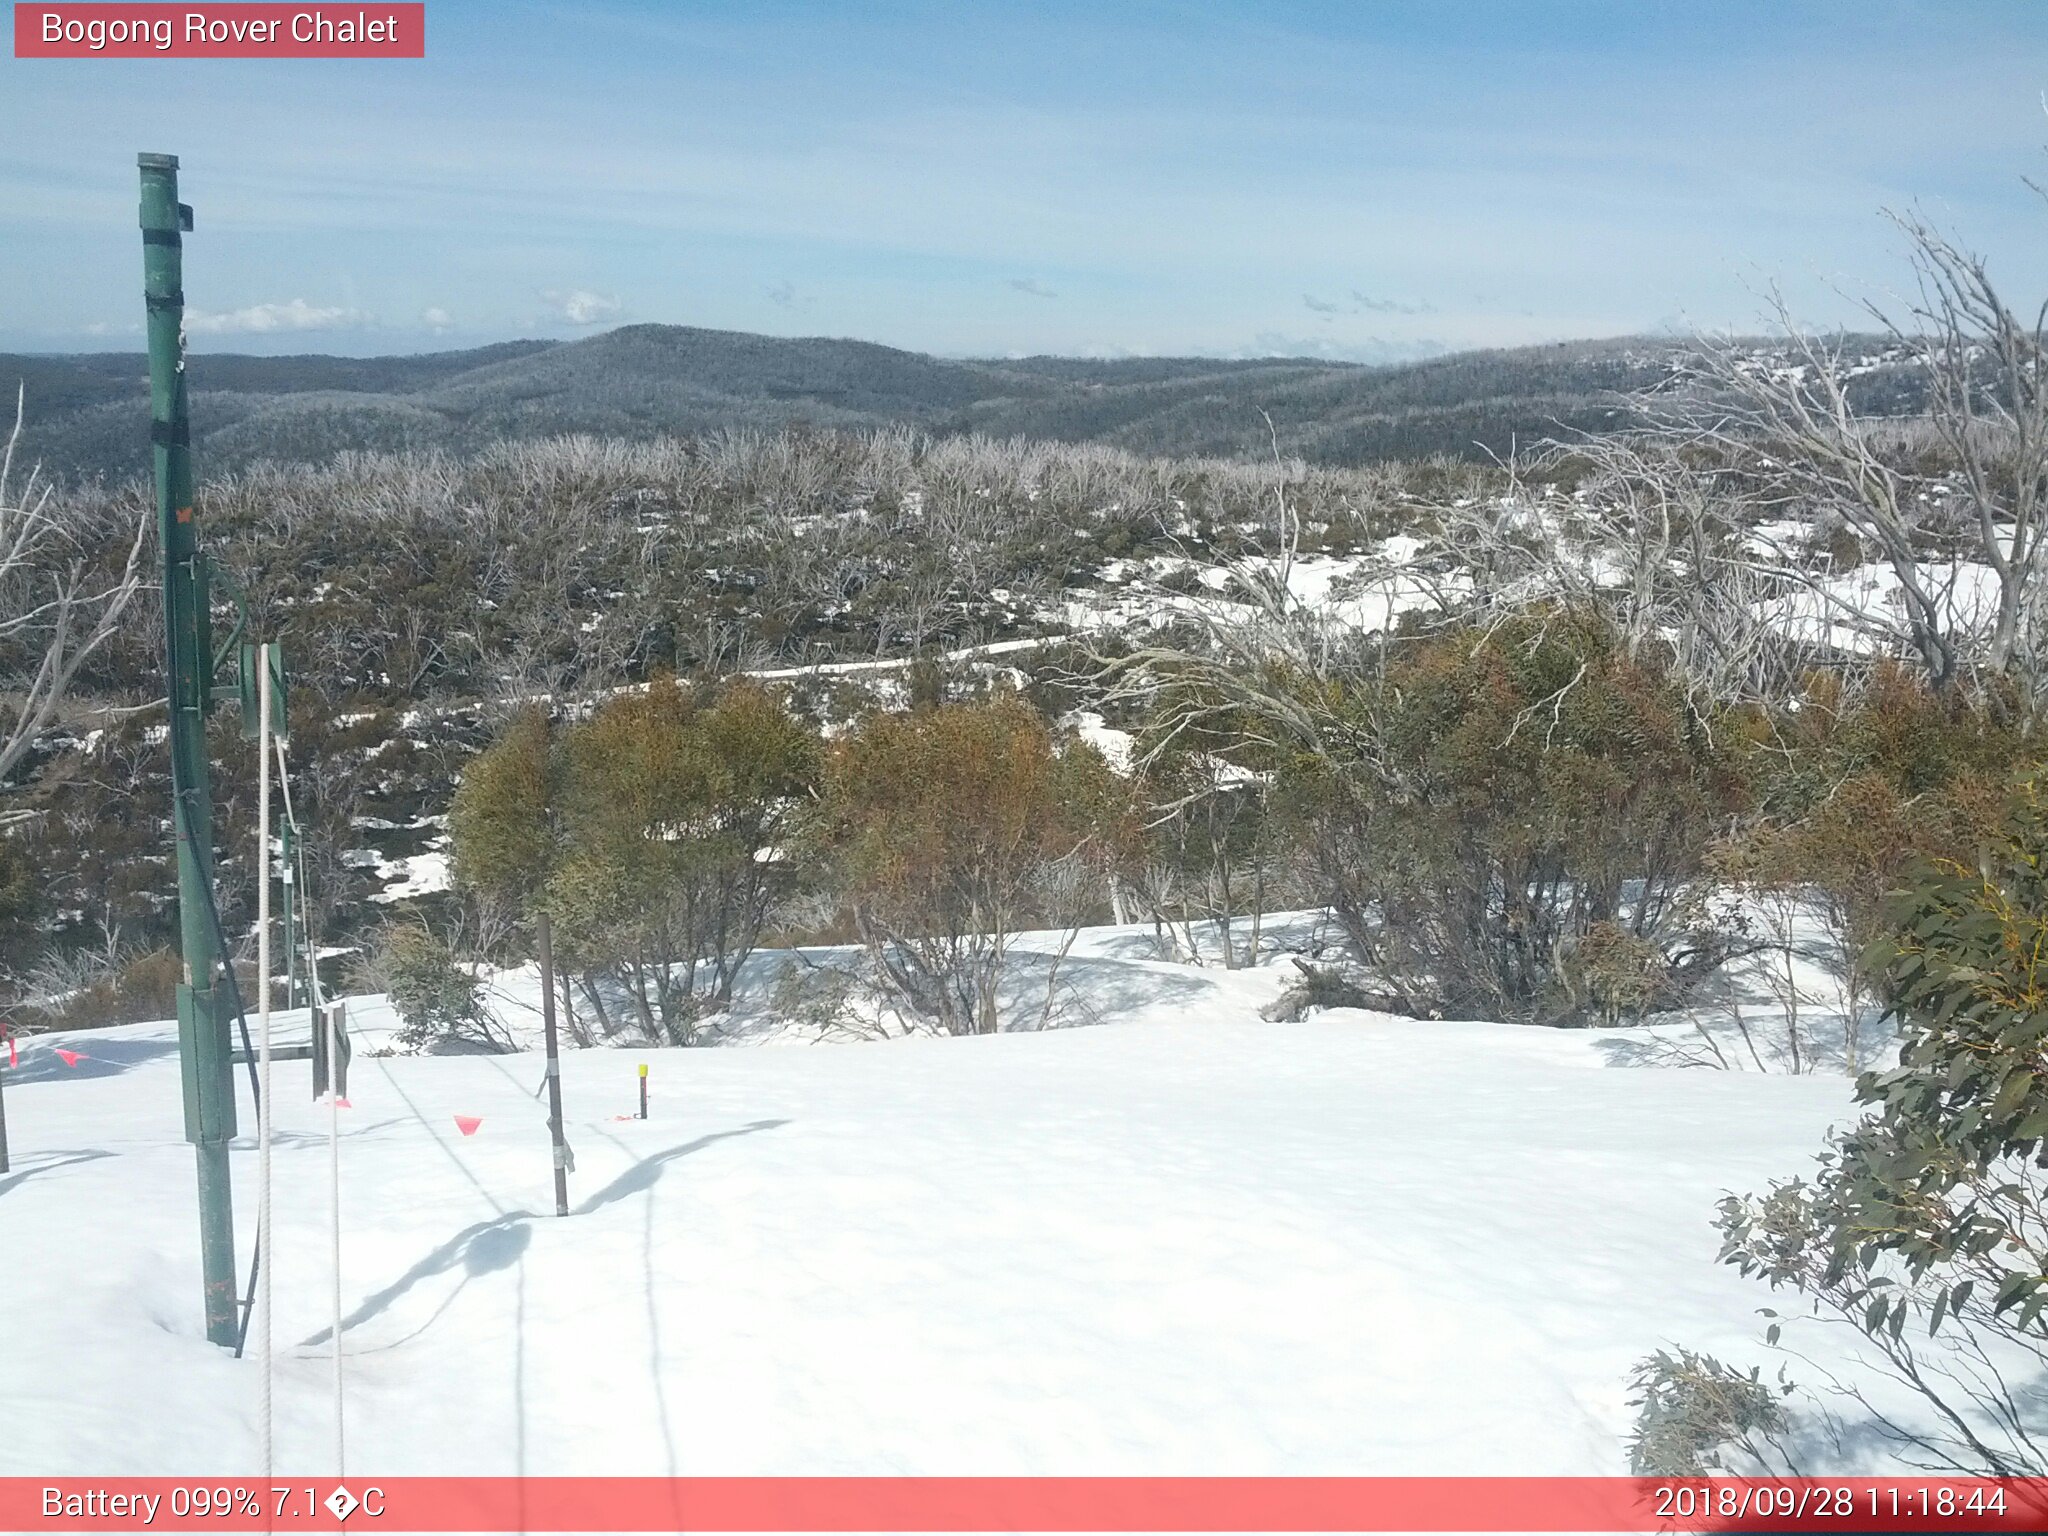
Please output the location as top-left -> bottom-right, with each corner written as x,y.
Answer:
3,0 -> 2046,360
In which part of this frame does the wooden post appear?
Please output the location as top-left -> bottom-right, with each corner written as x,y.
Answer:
537,912 -> 570,1217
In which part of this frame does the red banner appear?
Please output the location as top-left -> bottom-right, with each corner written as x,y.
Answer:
12,5 -> 424,58
4,1477 -> 2048,1533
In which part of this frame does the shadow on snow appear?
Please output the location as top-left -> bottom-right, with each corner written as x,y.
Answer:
299,1118 -> 788,1350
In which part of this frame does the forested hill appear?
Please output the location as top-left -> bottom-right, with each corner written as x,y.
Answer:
4,325 -> 1716,482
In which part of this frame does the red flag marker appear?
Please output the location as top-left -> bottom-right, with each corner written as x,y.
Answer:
454,1115 -> 482,1136
6,1034 -> 15,1069
334,1098 -> 352,1109
55,1048 -> 84,1067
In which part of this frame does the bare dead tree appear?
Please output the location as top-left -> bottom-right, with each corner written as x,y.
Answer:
0,387 -> 148,797
1877,209 -> 2048,685
1672,304 -> 1968,690
1429,440 -> 1811,712
1640,202 -> 2048,702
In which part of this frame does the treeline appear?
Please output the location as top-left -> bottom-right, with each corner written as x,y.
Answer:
38,427 -> 1495,711
15,325 -> 1926,485
0,424 -> 1497,1014
385,587 -> 2037,1063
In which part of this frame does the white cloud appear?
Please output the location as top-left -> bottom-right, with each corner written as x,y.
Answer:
1246,331 -> 1448,364
420,306 -> 454,331
1351,290 -> 1434,316
542,288 -> 622,325
183,298 -> 369,335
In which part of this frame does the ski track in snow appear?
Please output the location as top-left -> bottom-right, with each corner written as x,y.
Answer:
0,921 -> 1870,1477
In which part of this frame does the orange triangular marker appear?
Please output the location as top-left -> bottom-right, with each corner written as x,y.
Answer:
454,1114 -> 482,1136
55,1048 -> 84,1067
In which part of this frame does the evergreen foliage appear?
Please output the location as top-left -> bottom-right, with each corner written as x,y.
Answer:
449,704 -> 556,911
1279,609 -> 1748,1022
819,693 -> 1125,1034
1626,1347 -> 1795,1476
1714,666 -> 2023,1057
1715,778 -> 2048,1472
384,923 -> 506,1054
448,678 -> 817,1044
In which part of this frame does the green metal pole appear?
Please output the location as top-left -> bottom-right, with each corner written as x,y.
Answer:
141,152 -> 239,1349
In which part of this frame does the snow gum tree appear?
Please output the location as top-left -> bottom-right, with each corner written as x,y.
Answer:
1277,608 -> 1748,1023
819,693 -> 1127,1035
449,678 -> 818,1044
1653,206 -> 2048,703
449,704 -> 556,909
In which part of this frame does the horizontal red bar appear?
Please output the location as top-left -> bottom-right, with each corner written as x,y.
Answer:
5,1477 -> 2048,1533
12,4 -> 424,58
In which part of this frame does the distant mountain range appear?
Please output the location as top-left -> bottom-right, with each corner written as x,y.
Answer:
0,323 -> 1898,483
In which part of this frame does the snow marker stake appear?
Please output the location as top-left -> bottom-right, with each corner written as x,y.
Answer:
638,1062 -> 648,1120
536,912 -> 571,1216
0,1020 -> 12,1174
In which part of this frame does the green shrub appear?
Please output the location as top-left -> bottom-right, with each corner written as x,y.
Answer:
1281,609 -> 1748,1022
1714,777 -> 2048,1473
1626,1347 -> 1794,1476
819,693 -> 1126,1034
385,923 -> 506,1054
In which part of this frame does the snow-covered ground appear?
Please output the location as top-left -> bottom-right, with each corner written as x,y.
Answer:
0,916 -> 1904,1480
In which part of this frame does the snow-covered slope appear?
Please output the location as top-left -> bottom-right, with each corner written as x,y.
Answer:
0,925 -> 1874,1480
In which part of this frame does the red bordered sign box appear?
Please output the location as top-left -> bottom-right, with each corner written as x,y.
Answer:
5,1477 -> 2048,1533
13,4 -> 425,58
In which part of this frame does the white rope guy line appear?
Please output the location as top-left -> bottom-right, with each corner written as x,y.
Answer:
256,644 -> 275,1483
273,728 -> 344,1477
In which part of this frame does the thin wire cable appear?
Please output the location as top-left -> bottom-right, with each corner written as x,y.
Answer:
256,646 -> 275,1483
